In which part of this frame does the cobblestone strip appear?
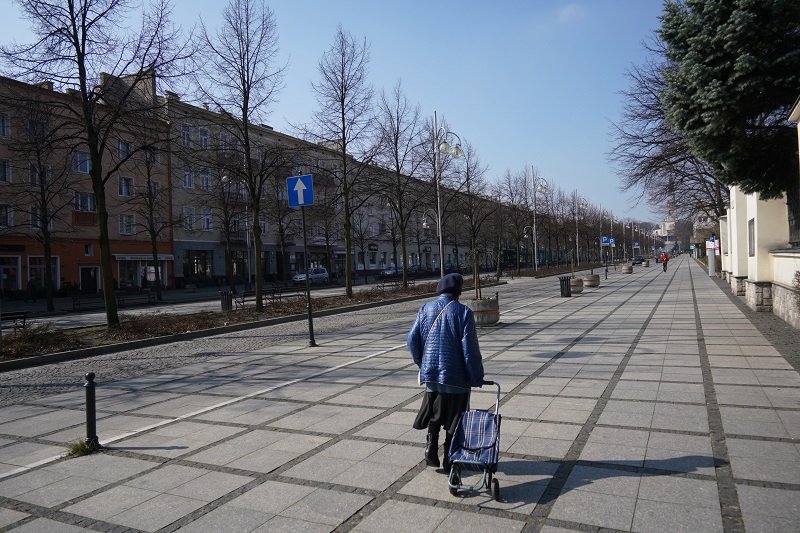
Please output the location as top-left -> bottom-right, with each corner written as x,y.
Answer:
525,265 -> 679,532
689,263 -> 746,533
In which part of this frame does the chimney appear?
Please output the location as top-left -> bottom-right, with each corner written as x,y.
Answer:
37,81 -> 53,91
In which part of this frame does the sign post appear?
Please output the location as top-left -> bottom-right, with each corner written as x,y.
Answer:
287,174 -> 317,347
706,234 -> 716,277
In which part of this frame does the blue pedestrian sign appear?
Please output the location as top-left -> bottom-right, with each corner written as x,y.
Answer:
287,175 -> 314,207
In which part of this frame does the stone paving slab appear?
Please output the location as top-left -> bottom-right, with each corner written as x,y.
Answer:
0,257 -> 798,532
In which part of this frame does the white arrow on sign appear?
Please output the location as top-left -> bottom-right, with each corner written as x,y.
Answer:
294,178 -> 307,205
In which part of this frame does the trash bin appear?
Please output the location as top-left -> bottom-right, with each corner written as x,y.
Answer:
220,290 -> 233,311
559,276 -> 572,297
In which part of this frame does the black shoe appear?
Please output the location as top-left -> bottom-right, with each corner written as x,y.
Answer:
425,432 -> 440,467
442,438 -> 452,472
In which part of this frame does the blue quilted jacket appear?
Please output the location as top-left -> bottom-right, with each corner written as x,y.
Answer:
407,294 -> 484,389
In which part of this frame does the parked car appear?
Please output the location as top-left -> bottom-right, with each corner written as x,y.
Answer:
292,267 -> 329,284
631,255 -> 644,265
379,267 -> 400,278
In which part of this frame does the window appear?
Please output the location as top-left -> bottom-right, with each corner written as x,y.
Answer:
199,128 -> 208,149
118,176 -> 133,197
200,207 -> 212,231
73,151 -> 91,173
119,214 -> 135,235
0,205 -> 11,226
183,206 -> 195,230
74,191 -> 96,212
84,244 -> 93,256
748,218 -> 755,257
29,163 -> 48,186
117,139 -> 132,160
181,123 -> 192,148
259,216 -> 267,234
368,224 -> 377,238
1,159 -> 11,182
0,113 -> 8,136
27,119 -> 46,140
219,132 -> 231,152
30,205 -> 51,230
199,168 -> 211,191
182,165 -> 193,188
146,181 -> 160,198
144,147 -> 160,165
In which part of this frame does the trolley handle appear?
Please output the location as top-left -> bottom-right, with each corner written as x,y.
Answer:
481,380 -> 495,386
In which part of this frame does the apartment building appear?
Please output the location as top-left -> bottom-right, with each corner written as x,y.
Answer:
0,75 -> 172,295
0,72 -> 475,295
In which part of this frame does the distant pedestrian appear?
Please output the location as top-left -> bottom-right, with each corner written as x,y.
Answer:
26,278 -> 37,302
407,273 -> 485,471
660,252 -> 669,272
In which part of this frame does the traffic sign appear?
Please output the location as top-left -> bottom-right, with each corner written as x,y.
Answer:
601,236 -> 610,246
609,238 -> 616,248
287,175 -> 314,207
634,241 -> 640,248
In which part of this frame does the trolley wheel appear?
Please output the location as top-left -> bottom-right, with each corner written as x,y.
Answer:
491,478 -> 500,501
449,465 -> 461,496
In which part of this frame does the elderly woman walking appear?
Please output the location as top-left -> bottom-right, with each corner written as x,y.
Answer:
407,273 -> 485,470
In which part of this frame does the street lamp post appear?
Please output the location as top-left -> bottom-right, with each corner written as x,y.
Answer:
531,171 -> 548,272
420,209 -> 439,272
522,225 -> 533,269
574,192 -> 587,267
433,111 -> 462,278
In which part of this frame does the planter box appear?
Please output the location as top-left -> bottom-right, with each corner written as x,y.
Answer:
570,277 -> 584,294
583,274 -> 600,288
471,297 -> 500,326
622,265 -> 633,274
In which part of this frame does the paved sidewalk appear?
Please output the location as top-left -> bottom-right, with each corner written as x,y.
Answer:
0,256 -> 798,532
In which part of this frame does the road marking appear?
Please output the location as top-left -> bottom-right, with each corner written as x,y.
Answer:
0,342 -> 407,480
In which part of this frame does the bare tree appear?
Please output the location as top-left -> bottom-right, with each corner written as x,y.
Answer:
374,80 -> 427,287
1,0 -> 189,328
500,169 -> 529,275
125,139 -> 176,301
193,0 -> 286,309
306,26 -> 378,297
610,51 -> 728,220
454,142 -> 493,299
6,98 -> 75,310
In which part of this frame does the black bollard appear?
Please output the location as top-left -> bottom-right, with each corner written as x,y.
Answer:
84,372 -> 101,449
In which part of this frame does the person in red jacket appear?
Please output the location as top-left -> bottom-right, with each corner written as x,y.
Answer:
660,252 -> 669,272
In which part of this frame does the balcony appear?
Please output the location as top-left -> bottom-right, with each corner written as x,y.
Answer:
72,211 -> 97,226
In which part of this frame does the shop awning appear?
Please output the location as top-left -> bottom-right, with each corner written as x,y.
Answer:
113,254 -> 174,261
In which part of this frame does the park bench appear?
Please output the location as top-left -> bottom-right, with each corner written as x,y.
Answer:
233,289 -> 256,310
376,276 -> 413,291
0,311 -> 28,334
72,293 -> 105,311
116,288 -> 156,307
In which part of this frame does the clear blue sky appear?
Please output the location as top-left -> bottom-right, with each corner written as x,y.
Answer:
2,0 -> 666,223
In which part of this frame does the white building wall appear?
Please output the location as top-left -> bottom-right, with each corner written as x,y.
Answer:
747,193 -> 790,282
727,187 -> 749,278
